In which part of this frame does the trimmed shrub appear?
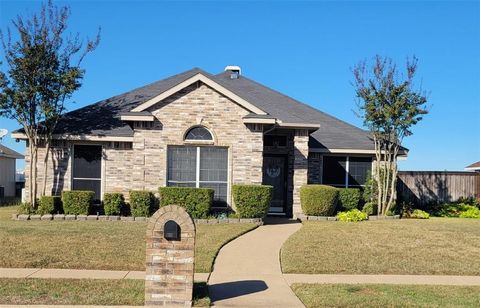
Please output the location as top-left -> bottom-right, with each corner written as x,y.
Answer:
38,196 -> 62,215
62,191 -> 94,215
338,188 -> 361,211
159,187 -> 213,219
409,209 -> 430,219
17,202 -> 35,214
232,185 -> 273,218
300,185 -> 338,216
437,203 -> 475,217
362,202 -> 376,215
459,206 -> 480,219
103,193 -> 124,216
337,209 -> 368,222
129,190 -> 154,217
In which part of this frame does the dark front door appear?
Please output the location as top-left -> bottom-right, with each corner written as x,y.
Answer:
263,155 -> 287,214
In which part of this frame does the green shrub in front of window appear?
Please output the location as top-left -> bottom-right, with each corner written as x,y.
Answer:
232,184 -> 273,218
129,190 -> 154,217
338,188 -> 361,211
158,187 -> 213,219
300,185 -> 339,216
38,196 -> 62,215
62,191 -> 94,215
103,193 -> 125,216
336,209 -> 368,222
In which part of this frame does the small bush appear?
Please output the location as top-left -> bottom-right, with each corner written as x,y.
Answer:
17,202 -> 35,214
459,206 -> 480,219
362,202 -> 376,215
436,203 -> 474,217
409,209 -> 430,219
232,185 -> 273,218
62,191 -> 94,215
129,190 -> 154,217
338,188 -> 361,211
38,196 -> 62,215
159,187 -> 213,219
337,209 -> 368,222
103,193 -> 125,216
300,185 -> 339,216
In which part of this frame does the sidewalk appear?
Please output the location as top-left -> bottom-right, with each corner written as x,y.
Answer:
0,268 -> 210,282
284,273 -> 480,286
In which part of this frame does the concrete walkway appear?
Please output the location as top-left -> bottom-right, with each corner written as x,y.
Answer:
208,219 -> 304,307
0,268 -> 209,282
284,273 -> 480,286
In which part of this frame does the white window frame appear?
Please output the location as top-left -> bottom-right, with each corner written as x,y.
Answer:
167,145 -> 229,206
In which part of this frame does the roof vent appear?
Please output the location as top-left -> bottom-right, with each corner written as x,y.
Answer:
224,65 -> 241,79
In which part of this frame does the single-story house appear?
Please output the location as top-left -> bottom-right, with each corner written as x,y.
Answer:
12,66 -> 407,217
0,144 -> 24,199
465,161 -> 480,172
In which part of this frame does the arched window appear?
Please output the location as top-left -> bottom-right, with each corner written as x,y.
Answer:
185,126 -> 213,141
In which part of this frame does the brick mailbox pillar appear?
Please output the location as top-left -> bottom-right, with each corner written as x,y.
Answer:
145,205 -> 196,307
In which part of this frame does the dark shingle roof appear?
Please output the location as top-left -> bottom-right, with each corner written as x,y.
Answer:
212,71 -> 374,150
16,67 -> 376,150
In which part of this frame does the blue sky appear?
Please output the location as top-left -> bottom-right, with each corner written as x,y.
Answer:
0,0 -> 479,171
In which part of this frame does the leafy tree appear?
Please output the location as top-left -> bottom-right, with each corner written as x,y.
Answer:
0,0 -> 100,207
353,56 -> 428,215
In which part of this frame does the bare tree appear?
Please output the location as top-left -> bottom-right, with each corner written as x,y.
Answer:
353,56 -> 428,215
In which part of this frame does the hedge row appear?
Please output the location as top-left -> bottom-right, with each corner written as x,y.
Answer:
18,184 -> 273,219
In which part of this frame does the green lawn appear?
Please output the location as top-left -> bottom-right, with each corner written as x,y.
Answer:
0,278 -> 210,306
282,218 -> 480,275
291,283 -> 480,308
0,206 -> 256,273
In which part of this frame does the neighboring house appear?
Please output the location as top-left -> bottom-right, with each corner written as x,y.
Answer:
12,66 -> 407,217
465,161 -> 480,172
0,144 -> 24,198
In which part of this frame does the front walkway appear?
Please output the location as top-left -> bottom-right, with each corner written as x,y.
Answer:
208,219 -> 304,307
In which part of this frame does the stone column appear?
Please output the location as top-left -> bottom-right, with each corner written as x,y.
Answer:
145,205 -> 195,307
293,129 -> 309,217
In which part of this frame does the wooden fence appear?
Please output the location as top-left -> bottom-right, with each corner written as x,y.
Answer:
397,171 -> 480,206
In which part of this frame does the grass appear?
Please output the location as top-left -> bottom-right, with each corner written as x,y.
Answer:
0,206 -> 256,273
0,278 -> 210,306
282,218 -> 480,275
291,283 -> 480,308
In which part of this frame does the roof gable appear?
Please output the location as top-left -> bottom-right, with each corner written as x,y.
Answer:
130,72 -> 267,115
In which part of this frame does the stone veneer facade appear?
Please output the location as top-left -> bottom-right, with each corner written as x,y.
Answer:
24,82 -> 271,209
145,205 -> 195,307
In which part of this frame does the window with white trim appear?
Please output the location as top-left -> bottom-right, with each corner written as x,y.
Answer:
322,156 -> 372,188
167,146 -> 228,206
72,145 -> 102,201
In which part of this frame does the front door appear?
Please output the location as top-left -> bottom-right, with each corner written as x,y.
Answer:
263,155 -> 287,214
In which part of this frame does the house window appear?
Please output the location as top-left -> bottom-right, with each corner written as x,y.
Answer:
72,145 -> 102,201
167,146 -> 228,206
185,126 -> 213,141
322,156 -> 372,188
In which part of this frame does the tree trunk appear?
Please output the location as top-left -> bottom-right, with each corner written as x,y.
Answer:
41,141 -> 51,196
28,138 -> 34,206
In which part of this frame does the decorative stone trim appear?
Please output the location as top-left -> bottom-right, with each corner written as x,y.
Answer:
297,214 -> 401,222
11,214 -> 264,225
